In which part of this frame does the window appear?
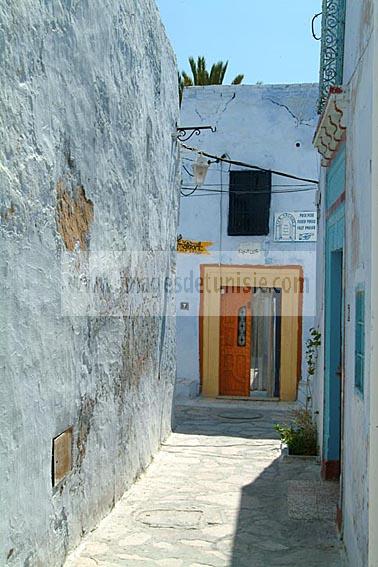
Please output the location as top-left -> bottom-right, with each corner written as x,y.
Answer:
355,289 -> 365,395
237,306 -> 247,347
228,170 -> 272,236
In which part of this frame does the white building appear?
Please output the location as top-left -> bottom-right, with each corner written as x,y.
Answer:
313,1 -> 378,565
176,84 -> 320,402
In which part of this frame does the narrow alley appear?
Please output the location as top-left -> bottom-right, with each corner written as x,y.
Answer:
65,400 -> 346,567
4,3 -> 378,564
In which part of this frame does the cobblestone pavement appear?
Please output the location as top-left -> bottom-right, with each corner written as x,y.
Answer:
65,399 -> 347,567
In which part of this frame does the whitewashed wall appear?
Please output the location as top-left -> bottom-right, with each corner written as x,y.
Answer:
177,84 -> 319,399
369,4 -> 378,565
0,1 -> 179,565
341,1 -> 373,565
313,1 -> 375,565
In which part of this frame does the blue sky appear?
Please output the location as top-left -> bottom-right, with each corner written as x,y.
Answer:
156,0 -> 322,85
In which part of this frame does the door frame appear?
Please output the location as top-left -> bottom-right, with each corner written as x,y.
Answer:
322,205 -> 345,485
322,144 -> 346,484
199,264 -> 303,401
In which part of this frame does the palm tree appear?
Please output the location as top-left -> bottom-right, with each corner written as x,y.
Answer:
179,56 -> 244,103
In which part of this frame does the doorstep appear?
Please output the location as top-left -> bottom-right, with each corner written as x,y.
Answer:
216,395 -> 280,402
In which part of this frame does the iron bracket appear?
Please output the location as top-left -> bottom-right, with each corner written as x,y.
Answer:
176,126 -> 216,142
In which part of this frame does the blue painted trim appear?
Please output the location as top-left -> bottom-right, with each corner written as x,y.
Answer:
323,147 -> 345,464
354,287 -> 365,397
326,145 -> 346,209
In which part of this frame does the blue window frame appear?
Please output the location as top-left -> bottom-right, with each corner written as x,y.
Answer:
355,289 -> 365,395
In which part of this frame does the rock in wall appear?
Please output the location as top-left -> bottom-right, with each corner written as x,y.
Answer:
0,1 -> 179,565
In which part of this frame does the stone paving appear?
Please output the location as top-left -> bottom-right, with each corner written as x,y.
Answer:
65,399 -> 347,567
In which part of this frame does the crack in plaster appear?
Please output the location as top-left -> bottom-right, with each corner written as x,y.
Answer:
215,92 -> 236,127
76,396 -> 96,467
194,92 -> 236,131
195,108 -> 204,121
265,97 -> 313,127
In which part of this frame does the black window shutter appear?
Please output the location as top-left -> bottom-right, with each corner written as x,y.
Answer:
228,170 -> 272,236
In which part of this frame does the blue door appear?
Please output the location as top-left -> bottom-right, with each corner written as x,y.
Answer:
323,147 -> 345,480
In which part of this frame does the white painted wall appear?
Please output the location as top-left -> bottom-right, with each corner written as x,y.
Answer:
177,84 -> 320,398
341,2 -> 373,565
369,5 -> 378,566
0,2 -> 179,565
313,1 -> 375,565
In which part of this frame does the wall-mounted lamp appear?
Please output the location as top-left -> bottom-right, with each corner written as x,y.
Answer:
193,154 -> 210,186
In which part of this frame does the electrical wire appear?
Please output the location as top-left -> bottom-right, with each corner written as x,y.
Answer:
180,186 -> 198,197
180,185 -> 318,197
180,192 -> 314,198
181,181 -> 318,188
311,12 -> 322,41
182,157 -> 319,185
182,164 -> 194,177
180,143 -> 319,185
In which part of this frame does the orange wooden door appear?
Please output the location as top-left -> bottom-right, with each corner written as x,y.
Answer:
219,286 -> 252,396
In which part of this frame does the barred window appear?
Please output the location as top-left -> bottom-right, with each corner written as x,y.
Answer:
355,289 -> 365,395
228,170 -> 272,236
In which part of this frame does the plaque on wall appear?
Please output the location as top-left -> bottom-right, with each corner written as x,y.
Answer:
274,211 -> 317,242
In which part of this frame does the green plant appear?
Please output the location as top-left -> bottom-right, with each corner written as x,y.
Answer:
306,327 -> 321,378
304,327 -> 321,410
178,56 -> 244,103
274,408 -> 317,456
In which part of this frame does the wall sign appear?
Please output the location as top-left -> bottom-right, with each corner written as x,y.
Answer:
274,212 -> 317,242
238,243 -> 262,257
177,236 -> 213,255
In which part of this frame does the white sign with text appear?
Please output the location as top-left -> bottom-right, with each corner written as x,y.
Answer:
274,211 -> 317,242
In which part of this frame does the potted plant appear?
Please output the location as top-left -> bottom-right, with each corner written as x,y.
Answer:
274,408 -> 317,456
274,328 -> 321,457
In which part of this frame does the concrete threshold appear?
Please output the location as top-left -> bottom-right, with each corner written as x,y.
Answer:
217,395 -> 280,402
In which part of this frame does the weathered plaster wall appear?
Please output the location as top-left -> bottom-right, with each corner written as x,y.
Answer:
0,2 -> 179,566
314,2 -> 374,565
177,84 -> 319,398
368,4 -> 378,564
312,167 -> 326,459
341,2 -> 373,564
